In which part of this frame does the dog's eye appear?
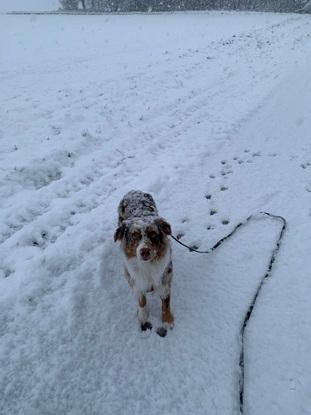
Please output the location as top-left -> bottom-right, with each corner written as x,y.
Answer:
148,231 -> 158,240
132,231 -> 142,241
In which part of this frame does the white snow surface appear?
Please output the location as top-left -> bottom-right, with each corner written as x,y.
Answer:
1,11 -> 311,415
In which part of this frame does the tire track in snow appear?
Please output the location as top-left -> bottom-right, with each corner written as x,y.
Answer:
1,15 -> 308,253
0,51 -> 245,246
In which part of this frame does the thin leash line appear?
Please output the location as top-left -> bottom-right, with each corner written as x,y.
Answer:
238,213 -> 286,414
169,211 -> 287,415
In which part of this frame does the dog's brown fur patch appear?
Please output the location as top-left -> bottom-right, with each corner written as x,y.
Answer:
162,261 -> 173,285
139,295 -> 146,308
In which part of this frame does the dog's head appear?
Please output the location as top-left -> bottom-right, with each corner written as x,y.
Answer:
114,218 -> 171,262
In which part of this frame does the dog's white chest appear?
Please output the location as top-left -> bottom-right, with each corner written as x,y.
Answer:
125,250 -> 169,294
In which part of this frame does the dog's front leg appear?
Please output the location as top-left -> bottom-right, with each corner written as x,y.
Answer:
137,293 -> 152,331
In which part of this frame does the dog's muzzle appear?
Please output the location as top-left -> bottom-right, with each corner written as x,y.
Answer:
139,247 -> 152,261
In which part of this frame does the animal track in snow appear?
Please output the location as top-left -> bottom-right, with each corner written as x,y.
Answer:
0,268 -> 14,279
210,209 -> 217,216
231,149 -> 266,166
221,169 -> 233,176
222,219 -> 230,225
301,162 -> 311,169
218,159 -> 234,177
252,151 -> 262,157
51,125 -> 62,136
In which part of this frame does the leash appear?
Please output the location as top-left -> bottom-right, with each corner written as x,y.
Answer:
169,211 -> 287,414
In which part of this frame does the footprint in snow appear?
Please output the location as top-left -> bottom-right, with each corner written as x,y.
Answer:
31,230 -> 49,249
51,125 -> 61,135
0,268 -> 14,279
221,169 -> 233,176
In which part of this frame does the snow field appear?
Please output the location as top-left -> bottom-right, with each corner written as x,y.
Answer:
1,11 -> 311,415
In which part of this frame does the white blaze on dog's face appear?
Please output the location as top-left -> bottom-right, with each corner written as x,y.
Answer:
132,225 -> 156,262
114,218 -> 171,262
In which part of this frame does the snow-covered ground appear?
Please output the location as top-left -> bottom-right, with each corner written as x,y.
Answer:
1,11 -> 311,415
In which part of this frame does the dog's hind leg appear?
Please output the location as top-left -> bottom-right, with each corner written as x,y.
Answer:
161,294 -> 174,327
160,262 -> 174,328
160,261 -> 174,328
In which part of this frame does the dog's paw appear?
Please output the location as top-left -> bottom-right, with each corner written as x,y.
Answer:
163,320 -> 174,330
156,327 -> 167,338
141,321 -> 152,331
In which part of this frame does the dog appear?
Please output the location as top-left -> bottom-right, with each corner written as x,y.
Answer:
114,190 -> 174,335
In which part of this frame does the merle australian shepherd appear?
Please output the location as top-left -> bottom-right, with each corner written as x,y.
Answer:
114,190 -> 174,336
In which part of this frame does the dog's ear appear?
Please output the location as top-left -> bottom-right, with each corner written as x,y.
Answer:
114,223 -> 127,242
155,218 -> 171,236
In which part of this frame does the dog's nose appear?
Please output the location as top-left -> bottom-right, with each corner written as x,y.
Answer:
140,248 -> 151,260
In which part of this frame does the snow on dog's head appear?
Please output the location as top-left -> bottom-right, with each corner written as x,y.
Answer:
114,217 -> 171,262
